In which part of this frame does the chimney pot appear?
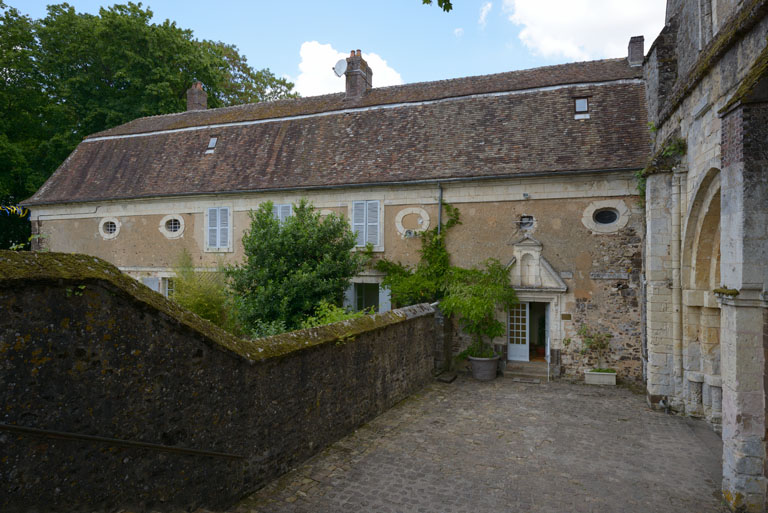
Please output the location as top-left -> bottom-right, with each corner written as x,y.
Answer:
186,81 -> 208,111
628,36 -> 645,67
356,49 -> 361,57
350,50 -> 355,57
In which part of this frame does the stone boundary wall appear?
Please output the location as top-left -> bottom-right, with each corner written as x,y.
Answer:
0,251 -> 436,512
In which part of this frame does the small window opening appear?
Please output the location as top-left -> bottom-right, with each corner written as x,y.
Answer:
519,215 -> 534,229
574,98 -> 590,119
165,218 -> 181,232
104,221 -> 117,234
593,208 -> 619,225
205,137 -> 218,154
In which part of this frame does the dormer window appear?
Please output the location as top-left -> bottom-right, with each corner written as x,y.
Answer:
574,98 -> 590,120
205,136 -> 218,155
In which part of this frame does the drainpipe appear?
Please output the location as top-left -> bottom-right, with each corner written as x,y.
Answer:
672,172 -> 683,387
437,182 -> 443,234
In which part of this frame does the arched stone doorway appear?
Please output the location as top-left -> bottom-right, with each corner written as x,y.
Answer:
681,168 -> 722,428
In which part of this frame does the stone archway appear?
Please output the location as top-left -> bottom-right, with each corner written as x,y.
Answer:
681,168 -> 722,426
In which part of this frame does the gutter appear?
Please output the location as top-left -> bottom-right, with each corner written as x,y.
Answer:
21,166 -> 643,208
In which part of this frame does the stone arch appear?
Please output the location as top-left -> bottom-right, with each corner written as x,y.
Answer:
682,168 -> 721,291
680,168 -> 722,423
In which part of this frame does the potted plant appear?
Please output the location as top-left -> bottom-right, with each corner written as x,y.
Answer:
578,324 -> 617,385
440,259 -> 518,381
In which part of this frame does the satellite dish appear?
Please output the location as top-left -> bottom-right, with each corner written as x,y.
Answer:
333,59 -> 347,77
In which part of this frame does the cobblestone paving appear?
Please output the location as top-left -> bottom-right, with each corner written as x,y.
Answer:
233,376 -> 726,513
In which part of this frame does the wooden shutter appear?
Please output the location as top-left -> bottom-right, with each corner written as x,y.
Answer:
352,201 -> 366,246
218,207 -> 229,249
366,200 -> 379,246
281,204 -> 292,221
207,208 -> 218,248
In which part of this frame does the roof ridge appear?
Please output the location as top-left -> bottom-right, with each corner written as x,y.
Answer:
88,57 -> 635,139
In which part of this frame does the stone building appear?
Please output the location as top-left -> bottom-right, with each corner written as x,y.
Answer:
642,0 -> 768,510
22,48 -> 648,381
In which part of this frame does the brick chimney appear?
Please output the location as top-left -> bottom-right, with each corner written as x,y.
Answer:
186,82 -> 207,111
628,36 -> 645,67
345,49 -> 373,100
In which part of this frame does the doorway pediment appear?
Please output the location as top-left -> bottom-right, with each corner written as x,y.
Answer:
507,235 -> 567,292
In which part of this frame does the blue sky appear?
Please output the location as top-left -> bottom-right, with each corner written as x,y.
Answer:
17,1 -> 666,96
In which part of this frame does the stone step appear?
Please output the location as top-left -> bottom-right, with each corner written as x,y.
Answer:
506,361 -> 549,377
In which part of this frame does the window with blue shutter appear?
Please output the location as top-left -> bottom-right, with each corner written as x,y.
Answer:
272,204 -> 293,223
206,207 -> 231,250
352,200 -> 379,247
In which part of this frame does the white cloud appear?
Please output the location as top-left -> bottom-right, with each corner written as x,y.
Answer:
454,27 -> 464,37
294,41 -> 403,97
502,0 -> 666,61
478,2 -> 493,29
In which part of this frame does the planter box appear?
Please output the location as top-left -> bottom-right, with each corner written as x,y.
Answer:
585,370 -> 616,385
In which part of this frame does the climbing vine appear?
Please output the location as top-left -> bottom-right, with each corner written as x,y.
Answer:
376,203 -> 517,358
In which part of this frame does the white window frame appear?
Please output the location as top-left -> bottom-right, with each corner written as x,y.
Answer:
159,214 -> 185,239
205,206 -> 232,252
351,200 -> 382,250
272,203 -> 293,224
99,217 -> 121,240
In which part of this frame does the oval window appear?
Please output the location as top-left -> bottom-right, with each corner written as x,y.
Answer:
103,221 -> 117,234
165,218 -> 181,232
593,208 -> 619,225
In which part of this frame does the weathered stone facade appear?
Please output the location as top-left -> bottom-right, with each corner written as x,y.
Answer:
643,0 -> 768,510
0,251 -> 436,513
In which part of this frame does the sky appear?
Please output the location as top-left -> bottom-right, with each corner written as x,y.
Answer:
17,1 -> 667,97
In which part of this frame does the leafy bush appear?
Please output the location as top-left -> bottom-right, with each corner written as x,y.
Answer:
228,199 -> 366,332
171,249 -> 236,332
300,300 -> 370,329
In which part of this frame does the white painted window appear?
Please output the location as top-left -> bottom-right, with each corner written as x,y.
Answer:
352,200 -> 379,247
272,203 -> 293,223
163,277 -> 175,298
206,207 -> 231,251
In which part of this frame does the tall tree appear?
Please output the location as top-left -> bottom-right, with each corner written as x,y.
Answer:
0,2 -> 296,249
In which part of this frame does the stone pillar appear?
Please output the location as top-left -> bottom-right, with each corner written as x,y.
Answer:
645,173 -> 676,403
719,101 -> 768,512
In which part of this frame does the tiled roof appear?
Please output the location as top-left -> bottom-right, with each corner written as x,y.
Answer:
24,58 -> 648,206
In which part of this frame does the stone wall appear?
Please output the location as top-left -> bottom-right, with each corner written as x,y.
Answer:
0,251 -> 436,513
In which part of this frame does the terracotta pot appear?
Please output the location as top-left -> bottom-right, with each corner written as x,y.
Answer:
468,355 -> 500,381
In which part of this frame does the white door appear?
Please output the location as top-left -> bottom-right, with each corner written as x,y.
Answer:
508,303 -> 529,361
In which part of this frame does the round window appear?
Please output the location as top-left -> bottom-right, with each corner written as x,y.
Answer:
103,221 -> 117,234
593,208 -> 619,225
165,218 -> 181,232
519,215 -> 534,229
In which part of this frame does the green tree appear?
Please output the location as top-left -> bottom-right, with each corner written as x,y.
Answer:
228,200 -> 366,332
0,2 -> 296,248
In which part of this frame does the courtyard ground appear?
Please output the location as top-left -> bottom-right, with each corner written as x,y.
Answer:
234,375 -> 726,513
